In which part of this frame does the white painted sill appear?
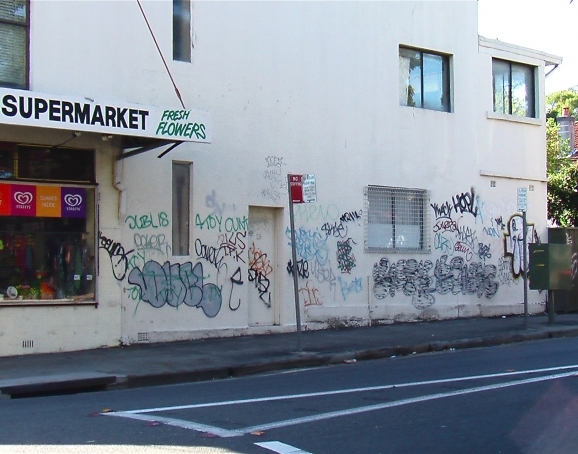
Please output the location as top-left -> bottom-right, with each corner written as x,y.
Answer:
486,111 -> 542,126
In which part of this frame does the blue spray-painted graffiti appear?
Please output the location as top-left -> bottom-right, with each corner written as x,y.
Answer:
128,260 -> 222,317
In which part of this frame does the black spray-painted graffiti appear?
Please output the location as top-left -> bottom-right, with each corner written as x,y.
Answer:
217,232 -> 247,263
321,221 -> 348,238
434,255 -> 498,299
340,210 -> 362,223
248,243 -> 273,307
430,188 -> 479,220
373,258 -> 435,309
373,255 -> 499,310
287,259 -> 310,279
99,231 -> 134,281
336,238 -> 356,273
128,260 -> 222,317
194,238 -> 226,271
228,266 -> 243,311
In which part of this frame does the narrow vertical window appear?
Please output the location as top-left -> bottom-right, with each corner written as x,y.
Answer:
173,0 -> 191,62
172,162 -> 190,256
0,0 -> 28,88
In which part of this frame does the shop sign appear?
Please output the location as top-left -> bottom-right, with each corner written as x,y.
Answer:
0,183 -> 86,218
0,87 -> 211,143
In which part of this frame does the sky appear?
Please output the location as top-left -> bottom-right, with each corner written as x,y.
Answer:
477,0 -> 578,94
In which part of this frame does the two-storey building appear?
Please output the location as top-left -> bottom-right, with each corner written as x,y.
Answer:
0,1 -> 562,356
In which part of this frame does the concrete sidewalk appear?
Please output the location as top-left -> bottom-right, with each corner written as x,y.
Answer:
2,313 -> 578,398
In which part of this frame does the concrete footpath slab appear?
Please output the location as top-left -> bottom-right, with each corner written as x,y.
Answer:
1,313 -> 578,398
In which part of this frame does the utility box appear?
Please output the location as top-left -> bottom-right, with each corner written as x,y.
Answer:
529,243 -> 572,290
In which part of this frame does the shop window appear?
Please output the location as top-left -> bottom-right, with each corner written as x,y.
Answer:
172,161 -> 190,255
399,46 -> 450,112
0,142 -> 95,304
492,58 -> 536,118
364,185 -> 429,253
173,0 -> 191,62
0,0 -> 28,89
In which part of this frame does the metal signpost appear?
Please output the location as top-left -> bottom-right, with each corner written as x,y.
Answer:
287,174 -> 316,352
517,187 -> 528,329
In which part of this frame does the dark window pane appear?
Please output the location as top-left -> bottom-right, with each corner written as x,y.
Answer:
173,0 -> 191,62
423,53 -> 447,111
17,146 -> 95,183
172,162 -> 190,255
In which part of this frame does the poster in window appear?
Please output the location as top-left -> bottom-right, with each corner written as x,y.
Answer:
0,184 -> 10,215
36,185 -> 61,217
10,184 -> 36,217
61,187 -> 86,218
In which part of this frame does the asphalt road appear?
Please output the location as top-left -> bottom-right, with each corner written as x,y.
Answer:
2,337 -> 578,454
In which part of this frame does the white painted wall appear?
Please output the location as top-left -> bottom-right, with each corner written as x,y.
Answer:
0,1 -> 557,355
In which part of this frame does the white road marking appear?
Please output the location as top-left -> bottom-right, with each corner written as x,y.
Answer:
237,371 -> 578,435
104,412 -> 243,438
117,363 -> 578,415
103,366 -> 578,438
255,441 -> 312,454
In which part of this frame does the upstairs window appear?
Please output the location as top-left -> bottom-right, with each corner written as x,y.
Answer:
0,0 -> 28,89
364,185 -> 429,253
399,46 -> 450,112
492,59 -> 535,118
173,0 -> 191,62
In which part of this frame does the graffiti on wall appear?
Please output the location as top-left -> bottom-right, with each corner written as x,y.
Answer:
336,238 -> 356,273
99,231 -> 133,281
504,214 -> 536,277
248,242 -> 273,307
261,156 -> 287,203
373,255 -> 498,309
128,260 -> 222,317
125,212 -> 169,230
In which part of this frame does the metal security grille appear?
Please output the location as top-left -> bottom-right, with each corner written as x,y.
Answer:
364,185 -> 430,253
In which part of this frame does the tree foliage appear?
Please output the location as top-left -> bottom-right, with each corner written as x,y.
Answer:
546,86 -> 578,119
546,90 -> 578,226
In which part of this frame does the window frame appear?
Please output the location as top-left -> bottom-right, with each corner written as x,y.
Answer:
399,46 -> 451,113
492,58 -> 536,118
173,0 -> 192,63
364,185 -> 430,254
172,161 -> 191,256
0,0 -> 29,89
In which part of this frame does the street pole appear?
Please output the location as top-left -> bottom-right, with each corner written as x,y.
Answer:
287,174 -> 303,352
522,210 -> 528,329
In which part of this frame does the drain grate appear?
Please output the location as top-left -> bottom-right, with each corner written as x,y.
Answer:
22,340 -> 34,348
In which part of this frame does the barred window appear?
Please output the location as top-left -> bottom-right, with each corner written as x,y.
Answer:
364,186 -> 429,253
0,0 -> 28,89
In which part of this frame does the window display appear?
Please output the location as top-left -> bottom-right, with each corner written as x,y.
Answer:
0,206 -> 95,301
0,143 -> 96,302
